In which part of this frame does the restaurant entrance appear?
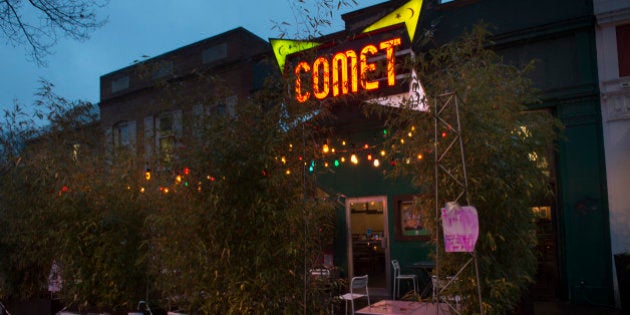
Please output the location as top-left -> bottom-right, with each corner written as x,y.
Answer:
346,196 -> 390,293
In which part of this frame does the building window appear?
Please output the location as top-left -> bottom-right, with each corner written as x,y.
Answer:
113,121 -> 130,147
152,61 -> 173,79
158,113 -> 175,164
112,120 -> 136,156
214,95 -> 237,116
192,104 -> 210,139
617,24 -> 630,77
111,76 -> 130,93
155,111 -> 182,165
72,143 -> 80,162
202,43 -> 227,64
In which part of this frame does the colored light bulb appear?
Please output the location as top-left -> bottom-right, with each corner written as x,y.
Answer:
351,154 -> 359,164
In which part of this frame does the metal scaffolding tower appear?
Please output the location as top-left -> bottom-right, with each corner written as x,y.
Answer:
432,92 -> 483,315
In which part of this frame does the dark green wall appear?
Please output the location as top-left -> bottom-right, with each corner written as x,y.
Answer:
315,127 -> 432,277
421,0 -> 593,47
556,99 -> 613,305
414,0 -> 612,306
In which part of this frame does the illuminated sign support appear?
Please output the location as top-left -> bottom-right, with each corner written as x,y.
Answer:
363,0 -> 423,42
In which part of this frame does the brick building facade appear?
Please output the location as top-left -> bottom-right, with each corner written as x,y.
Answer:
99,27 -> 271,171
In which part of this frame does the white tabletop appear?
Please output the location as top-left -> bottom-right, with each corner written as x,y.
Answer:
356,300 -> 452,315
356,300 -> 423,315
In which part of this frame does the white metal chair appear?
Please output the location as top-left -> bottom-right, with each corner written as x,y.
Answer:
338,275 -> 370,314
391,259 -> 418,299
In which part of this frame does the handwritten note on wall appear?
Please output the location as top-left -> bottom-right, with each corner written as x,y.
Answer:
441,205 -> 479,252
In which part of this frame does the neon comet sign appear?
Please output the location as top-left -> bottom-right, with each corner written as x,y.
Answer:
270,0 -> 425,106
293,37 -> 402,103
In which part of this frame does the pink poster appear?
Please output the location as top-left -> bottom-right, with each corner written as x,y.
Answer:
441,205 -> 479,252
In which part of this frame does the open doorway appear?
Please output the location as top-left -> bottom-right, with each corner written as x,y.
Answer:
346,196 -> 390,293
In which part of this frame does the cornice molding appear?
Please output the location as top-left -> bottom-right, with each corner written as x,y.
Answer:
596,7 -> 630,27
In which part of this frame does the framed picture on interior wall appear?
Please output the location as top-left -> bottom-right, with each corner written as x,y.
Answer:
394,195 -> 430,241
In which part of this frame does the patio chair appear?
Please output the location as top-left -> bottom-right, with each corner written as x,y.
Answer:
337,275 -> 370,314
391,259 -> 418,299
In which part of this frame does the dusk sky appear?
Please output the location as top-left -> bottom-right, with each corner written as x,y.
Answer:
0,0 -> 383,118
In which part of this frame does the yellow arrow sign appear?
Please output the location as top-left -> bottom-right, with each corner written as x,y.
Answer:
362,0 -> 423,42
269,38 -> 321,74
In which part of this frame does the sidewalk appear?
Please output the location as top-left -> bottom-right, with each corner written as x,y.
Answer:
533,301 -> 621,315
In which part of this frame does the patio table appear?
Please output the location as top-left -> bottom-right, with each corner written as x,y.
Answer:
355,300 -> 422,315
356,300 -> 452,315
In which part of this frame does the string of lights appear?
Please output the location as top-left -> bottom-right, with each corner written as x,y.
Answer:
57,126 -> 449,196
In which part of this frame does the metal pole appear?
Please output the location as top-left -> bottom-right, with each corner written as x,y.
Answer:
454,95 -> 483,314
302,123 -> 308,315
473,251 -> 484,314
434,96 -> 441,315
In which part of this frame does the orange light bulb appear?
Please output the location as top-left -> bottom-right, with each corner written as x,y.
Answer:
351,154 -> 359,164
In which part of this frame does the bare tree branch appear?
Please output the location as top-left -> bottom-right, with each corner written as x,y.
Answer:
0,0 -> 107,66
